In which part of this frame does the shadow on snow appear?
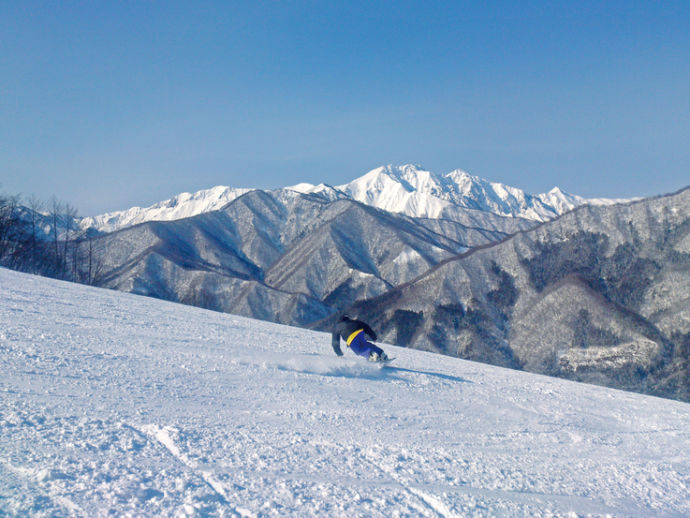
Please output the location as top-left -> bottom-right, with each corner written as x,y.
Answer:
275,355 -> 472,385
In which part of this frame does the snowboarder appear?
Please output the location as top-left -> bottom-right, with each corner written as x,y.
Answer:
331,315 -> 389,362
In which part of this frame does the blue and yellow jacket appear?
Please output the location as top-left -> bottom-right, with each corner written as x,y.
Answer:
331,316 -> 377,356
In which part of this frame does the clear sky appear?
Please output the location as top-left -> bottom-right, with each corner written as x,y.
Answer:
1,1 -> 688,216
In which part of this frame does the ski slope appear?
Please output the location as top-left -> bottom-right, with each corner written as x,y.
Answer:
1,267 -> 688,517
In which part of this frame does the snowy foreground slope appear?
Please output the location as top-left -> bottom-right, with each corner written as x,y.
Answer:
1,268 -> 689,518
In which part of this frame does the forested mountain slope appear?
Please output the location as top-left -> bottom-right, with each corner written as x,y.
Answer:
331,187 -> 690,401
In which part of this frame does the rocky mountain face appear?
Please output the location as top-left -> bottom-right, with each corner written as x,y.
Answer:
90,189 -> 531,326
329,188 -> 690,402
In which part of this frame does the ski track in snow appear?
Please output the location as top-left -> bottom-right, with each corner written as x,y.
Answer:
1,267 -> 690,517
134,424 -> 234,510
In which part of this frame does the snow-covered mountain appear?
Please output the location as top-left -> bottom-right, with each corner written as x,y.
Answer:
87,189 -> 528,327
80,185 -> 253,234
79,164 -> 623,234
3,266 -> 689,516
341,164 -> 572,221
297,164 -> 624,222
336,186 -> 690,402
76,184 -> 690,402
13,164 -> 684,405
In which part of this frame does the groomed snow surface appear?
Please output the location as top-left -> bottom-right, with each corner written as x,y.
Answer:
1,268 -> 688,517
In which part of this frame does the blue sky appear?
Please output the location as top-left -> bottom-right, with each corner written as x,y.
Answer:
2,1 -> 688,215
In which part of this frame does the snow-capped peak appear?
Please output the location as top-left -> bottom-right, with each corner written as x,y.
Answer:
444,168 -> 476,184
286,182 -> 345,201
288,182 -> 321,193
80,164 -> 623,234
336,164 -> 589,222
335,164 -> 450,217
80,185 -> 252,233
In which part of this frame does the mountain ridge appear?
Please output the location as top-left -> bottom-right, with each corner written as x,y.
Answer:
88,189 -> 514,326
9,165 -> 685,402
79,164 -> 627,234
326,186 -> 690,401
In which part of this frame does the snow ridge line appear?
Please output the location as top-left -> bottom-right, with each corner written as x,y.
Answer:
359,448 -> 625,517
360,448 -> 461,518
129,423 -> 236,510
407,487 -> 459,518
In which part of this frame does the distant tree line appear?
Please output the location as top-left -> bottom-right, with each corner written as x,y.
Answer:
0,189 -> 103,285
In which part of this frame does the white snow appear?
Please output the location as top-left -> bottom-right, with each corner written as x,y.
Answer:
336,165 -> 623,222
80,185 -> 253,233
1,266 -> 689,517
78,164 -> 628,235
